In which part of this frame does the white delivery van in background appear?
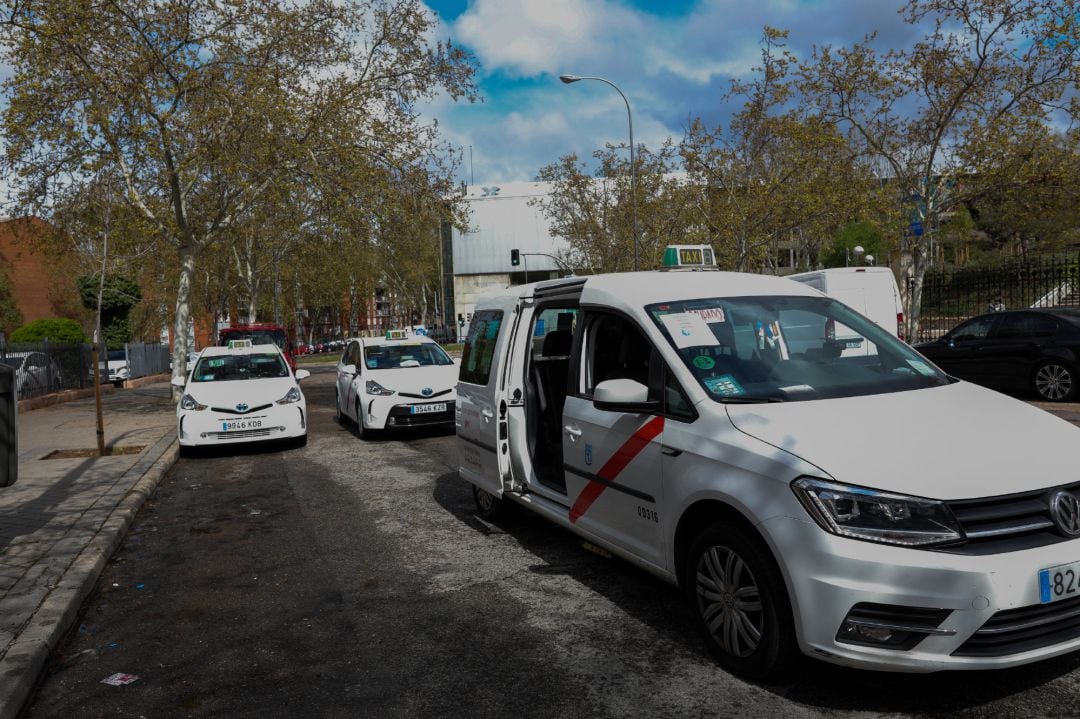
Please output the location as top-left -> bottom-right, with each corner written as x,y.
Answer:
789,267 -> 905,341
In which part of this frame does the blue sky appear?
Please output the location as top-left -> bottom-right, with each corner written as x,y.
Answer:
421,0 -> 923,185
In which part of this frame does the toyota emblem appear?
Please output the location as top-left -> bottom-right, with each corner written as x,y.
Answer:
1049,491 -> 1080,537
421,387 -> 433,397
236,403 -> 249,412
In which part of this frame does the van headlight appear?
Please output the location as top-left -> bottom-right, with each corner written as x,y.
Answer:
180,394 -> 207,411
791,478 -> 962,547
275,387 -> 302,404
366,380 -> 394,396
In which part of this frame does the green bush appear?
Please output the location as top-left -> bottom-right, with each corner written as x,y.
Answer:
9,318 -> 87,344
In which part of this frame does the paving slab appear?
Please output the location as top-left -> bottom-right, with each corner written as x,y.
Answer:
0,383 -> 178,719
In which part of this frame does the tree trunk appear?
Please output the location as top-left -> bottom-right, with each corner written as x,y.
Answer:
171,244 -> 197,400
906,240 -> 929,344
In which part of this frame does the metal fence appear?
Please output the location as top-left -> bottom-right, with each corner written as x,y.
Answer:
913,252 -> 1080,343
0,341 -> 99,401
125,342 -> 170,379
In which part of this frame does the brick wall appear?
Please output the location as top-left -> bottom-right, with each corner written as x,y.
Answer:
0,217 -> 82,325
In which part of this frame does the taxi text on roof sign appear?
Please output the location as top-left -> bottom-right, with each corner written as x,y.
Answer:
385,329 -> 410,340
660,244 -> 717,270
227,339 -> 253,349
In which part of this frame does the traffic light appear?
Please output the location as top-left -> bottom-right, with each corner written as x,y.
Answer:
510,249 -> 520,267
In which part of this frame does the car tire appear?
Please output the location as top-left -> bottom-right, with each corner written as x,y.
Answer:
356,399 -> 372,440
334,389 -> 347,424
179,445 -> 196,459
1032,361 -> 1078,402
472,484 -> 505,520
684,522 -> 797,680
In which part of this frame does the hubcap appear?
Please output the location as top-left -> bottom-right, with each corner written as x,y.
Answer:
696,546 -> 763,658
1036,364 -> 1073,400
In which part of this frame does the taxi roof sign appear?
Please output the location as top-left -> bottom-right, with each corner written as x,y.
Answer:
385,329 -> 410,341
660,244 -> 717,270
227,339 -> 253,350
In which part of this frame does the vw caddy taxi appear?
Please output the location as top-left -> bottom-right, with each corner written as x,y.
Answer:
334,330 -> 457,438
174,340 -> 310,453
456,245 -> 1080,678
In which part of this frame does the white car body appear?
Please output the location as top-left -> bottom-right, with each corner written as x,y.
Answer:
2,352 -> 60,399
790,266 -> 905,341
175,343 -> 309,448
456,269 -> 1080,676
335,334 -> 457,434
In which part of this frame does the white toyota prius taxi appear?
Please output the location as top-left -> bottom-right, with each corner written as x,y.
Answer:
456,245 -> 1080,679
334,330 -> 457,437
174,341 -> 310,453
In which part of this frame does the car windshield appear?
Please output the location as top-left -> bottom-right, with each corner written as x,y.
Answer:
647,295 -> 951,402
220,329 -> 286,350
364,342 -> 453,369
191,352 -> 289,382
108,350 -> 126,361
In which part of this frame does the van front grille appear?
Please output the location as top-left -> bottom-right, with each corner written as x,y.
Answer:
940,483 -> 1080,555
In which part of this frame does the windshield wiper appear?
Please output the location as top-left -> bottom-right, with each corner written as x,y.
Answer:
718,396 -> 786,404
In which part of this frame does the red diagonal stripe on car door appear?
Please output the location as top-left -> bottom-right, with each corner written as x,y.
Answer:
569,415 -> 665,524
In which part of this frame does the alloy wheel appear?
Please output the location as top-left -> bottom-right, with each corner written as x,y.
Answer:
696,545 -> 764,658
1035,364 -> 1073,401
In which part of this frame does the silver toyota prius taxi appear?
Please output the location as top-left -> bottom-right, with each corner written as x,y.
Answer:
455,246 -> 1080,678
174,341 -> 310,452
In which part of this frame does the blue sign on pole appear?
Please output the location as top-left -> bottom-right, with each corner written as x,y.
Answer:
909,221 -> 924,237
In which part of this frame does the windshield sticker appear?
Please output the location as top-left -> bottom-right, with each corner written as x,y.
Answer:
779,384 -> 815,394
906,359 -> 936,376
692,355 -> 716,370
704,374 -> 744,396
208,359 -> 225,367
689,307 -> 726,324
659,313 -> 720,349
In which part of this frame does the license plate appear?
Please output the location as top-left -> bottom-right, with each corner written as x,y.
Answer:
222,419 -> 263,431
1039,561 -> 1080,603
411,403 -> 447,414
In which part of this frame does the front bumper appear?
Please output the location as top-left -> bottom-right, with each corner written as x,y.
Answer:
762,514 -> 1080,671
178,403 -> 307,446
362,395 -> 456,430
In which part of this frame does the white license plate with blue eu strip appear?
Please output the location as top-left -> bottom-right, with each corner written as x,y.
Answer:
411,403 -> 447,414
222,419 -> 263,431
1039,561 -> 1080,604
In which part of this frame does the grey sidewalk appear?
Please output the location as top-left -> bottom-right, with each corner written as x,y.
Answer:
0,385 -> 177,719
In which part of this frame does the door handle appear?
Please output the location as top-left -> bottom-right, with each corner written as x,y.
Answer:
564,425 -> 582,442
660,445 -> 683,457
481,409 -> 495,422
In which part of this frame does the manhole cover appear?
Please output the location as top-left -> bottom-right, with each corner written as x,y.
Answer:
42,446 -> 146,460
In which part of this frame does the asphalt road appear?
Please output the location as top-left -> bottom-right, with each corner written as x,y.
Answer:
21,366 -> 1080,718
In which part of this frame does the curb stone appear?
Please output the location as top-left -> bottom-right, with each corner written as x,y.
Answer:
0,436 -> 179,719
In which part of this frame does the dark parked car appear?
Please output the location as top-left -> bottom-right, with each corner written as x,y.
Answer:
915,308 -> 1080,402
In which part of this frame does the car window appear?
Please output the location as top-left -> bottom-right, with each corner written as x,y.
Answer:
459,310 -> 504,386
583,313 -> 652,394
648,295 -> 950,403
530,307 -> 578,361
663,365 -> 695,421
950,316 -> 996,342
192,352 -> 289,381
996,313 -> 1058,339
364,342 -> 453,370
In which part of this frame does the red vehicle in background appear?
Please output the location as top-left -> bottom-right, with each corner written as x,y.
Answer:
218,323 -> 297,372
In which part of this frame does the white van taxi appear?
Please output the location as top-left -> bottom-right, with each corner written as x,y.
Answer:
334,331 -> 457,438
790,266 -> 906,341
456,247 -> 1080,678
174,341 -> 310,452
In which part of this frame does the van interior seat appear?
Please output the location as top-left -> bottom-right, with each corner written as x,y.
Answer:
528,329 -> 574,492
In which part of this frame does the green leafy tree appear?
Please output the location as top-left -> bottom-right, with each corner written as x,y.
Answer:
799,0 -> 1079,339
822,221 -> 890,268
10,318 -> 86,344
2,0 -> 477,395
77,275 -> 141,349
0,266 -> 22,335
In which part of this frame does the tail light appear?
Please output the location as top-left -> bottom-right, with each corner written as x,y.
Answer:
897,313 -> 905,341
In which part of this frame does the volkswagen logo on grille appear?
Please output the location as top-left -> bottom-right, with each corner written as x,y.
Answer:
1050,491 -> 1080,537
421,387 -> 433,397
235,403 -> 249,412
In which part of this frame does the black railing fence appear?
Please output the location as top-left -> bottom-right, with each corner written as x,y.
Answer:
913,252 -> 1080,343
0,341 -> 99,401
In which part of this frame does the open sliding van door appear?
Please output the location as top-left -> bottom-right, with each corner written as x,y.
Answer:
456,293 -> 520,498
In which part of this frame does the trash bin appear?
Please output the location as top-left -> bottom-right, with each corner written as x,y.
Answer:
0,364 -> 16,487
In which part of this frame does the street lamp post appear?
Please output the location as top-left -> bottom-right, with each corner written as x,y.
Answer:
560,74 -> 639,271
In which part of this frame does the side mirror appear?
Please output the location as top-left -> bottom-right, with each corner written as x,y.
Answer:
295,369 -> 311,381
170,375 -> 186,389
593,379 -> 659,414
